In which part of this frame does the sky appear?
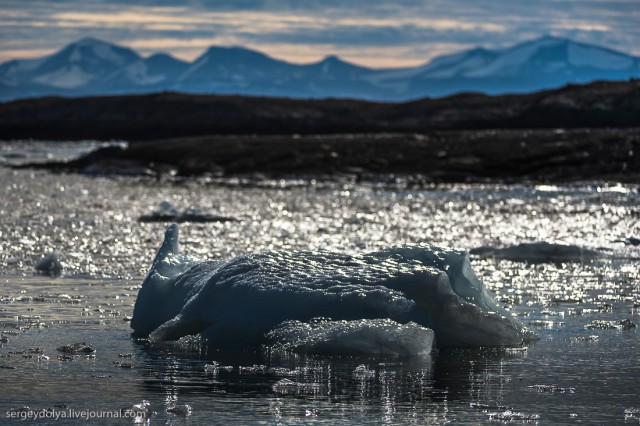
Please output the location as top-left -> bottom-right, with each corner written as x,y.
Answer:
0,0 -> 638,67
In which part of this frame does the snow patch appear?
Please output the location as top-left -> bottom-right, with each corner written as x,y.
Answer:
33,65 -> 94,89
466,38 -> 561,78
123,61 -> 165,85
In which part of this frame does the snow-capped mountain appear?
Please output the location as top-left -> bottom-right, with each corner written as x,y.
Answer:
1,36 -> 638,102
371,36 -> 640,97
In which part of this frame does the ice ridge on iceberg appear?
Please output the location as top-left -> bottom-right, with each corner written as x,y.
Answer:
131,224 -> 534,351
265,318 -> 434,356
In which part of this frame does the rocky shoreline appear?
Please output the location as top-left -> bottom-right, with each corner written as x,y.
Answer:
19,128 -> 640,184
5,79 -> 640,184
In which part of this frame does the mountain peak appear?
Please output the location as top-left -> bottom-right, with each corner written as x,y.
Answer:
56,37 -> 140,66
321,55 -> 343,63
202,45 -> 263,56
535,35 -> 567,43
146,52 -> 187,64
73,37 -> 115,48
1,36 -> 638,102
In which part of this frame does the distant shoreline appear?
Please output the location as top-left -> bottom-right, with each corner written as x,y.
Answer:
5,79 -> 640,185
16,128 -> 640,185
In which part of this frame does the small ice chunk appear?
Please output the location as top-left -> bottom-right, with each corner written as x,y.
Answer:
625,408 -> 640,420
204,361 -> 219,373
585,319 -> 636,330
572,335 -> 599,342
139,201 -> 238,223
613,237 -> 640,246
57,342 -> 95,354
527,384 -> 576,393
471,242 -> 607,263
238,364 -> 268,374
353,364 -> 376,379
35,251 -> 63,277
486,410 -> 541,421
166,404 -> 192,416
272,378 -> 321,394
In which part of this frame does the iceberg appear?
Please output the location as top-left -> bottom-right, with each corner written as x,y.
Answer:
131,224 -> 534,351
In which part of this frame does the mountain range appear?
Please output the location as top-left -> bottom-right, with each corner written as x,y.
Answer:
1,36 -> 639,102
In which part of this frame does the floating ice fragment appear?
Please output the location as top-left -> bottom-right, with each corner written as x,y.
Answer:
139,201 -> 239,223
625,408 -> 640,420
529,320 -> 562,328
131,224 -> 535,350
504,346 -> 528,354
35,251 -> 63,277
487,410 -> 540,421
353,364 -> 376,379
204,361 -> 219,373
471,242 -> 607,263
613,237 -> 640,246
57,342 -> 95,354
57,355 -> 75,361
585,319 -> 636,330
272,378 -> 321,394
470,402 -> 507,410
572,335 -> 599,342
239,364 -> 268,374
527,384 -> 576,393
166,405 -> 192,416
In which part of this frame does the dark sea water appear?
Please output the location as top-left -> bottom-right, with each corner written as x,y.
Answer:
0,141 -> 638,424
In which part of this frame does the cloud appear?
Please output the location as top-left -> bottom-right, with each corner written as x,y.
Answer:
0,0 -> 638,65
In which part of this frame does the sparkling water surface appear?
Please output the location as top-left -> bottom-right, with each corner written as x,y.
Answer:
0,141 -> 639,424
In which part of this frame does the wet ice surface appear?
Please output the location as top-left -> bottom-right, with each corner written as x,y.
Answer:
1,142 -> 640,424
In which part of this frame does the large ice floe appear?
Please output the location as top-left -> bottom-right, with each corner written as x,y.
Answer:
131,224 -> 535,353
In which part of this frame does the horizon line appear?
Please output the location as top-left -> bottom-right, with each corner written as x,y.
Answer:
1,34 -> 637,70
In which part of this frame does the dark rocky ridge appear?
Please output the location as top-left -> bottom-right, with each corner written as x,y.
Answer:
1,80 -> 639,141
6,79 -> 640,184
24,129 -> 640,184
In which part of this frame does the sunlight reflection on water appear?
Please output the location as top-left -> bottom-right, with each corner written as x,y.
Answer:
0,144 -> 639,424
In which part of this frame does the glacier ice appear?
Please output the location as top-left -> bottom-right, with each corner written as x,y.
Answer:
131,224 -> 534,351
